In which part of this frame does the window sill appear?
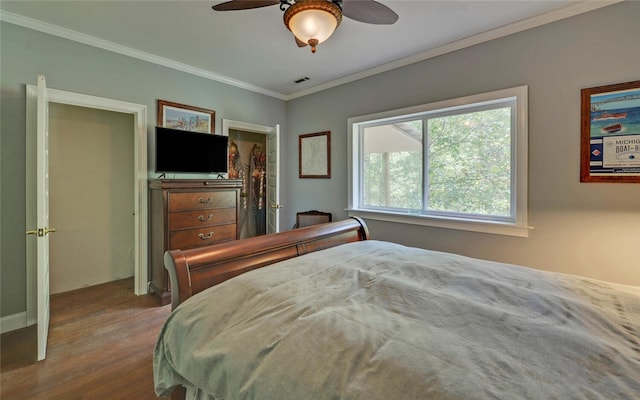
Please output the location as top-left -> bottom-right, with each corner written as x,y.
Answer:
347,209 -> 531,238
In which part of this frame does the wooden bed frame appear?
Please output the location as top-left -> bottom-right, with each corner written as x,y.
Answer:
163,217 -> 369,400
164,217 -> 370,311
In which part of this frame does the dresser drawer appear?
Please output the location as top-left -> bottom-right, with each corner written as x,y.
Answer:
169,224 -> 237,250
169,208 -> 236,230
168,191 -> 236,211
149,179 -> 242,305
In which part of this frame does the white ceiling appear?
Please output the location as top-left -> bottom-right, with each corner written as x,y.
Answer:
0,1 -> 619,100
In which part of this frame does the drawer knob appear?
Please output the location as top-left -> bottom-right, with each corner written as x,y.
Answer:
198,214 -> 214,222
199,197 -> 213,204
198,232 -> 215,240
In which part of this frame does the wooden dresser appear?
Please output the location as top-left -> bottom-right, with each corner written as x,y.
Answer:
149,179 -> 242,305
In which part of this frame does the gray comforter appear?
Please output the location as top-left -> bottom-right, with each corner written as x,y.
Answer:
154,240 -> 640,399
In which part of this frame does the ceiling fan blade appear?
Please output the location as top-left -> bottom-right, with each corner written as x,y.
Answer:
342,0 -> 399,25
212,0 -> 280,11
294,36 -> 308,48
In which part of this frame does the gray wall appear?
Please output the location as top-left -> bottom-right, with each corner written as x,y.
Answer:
2,2 -> 639,319
0,22 -> 287,316
285,2 -> 640,285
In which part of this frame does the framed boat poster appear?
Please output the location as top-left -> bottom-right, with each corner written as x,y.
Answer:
580,80 -> 640,183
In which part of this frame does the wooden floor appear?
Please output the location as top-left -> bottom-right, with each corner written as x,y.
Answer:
1,278 -> 171,399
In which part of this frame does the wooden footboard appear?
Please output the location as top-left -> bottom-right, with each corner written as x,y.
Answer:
164,217 -> 369,310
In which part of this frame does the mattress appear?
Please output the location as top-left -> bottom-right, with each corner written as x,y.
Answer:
154,240 -> 640,399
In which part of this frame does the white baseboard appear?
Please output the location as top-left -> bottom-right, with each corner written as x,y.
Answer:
0,312 -> 28,334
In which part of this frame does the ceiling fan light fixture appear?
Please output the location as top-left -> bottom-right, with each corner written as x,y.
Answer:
284,0 -> 342,53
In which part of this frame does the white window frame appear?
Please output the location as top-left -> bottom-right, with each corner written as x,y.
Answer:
347,86 -> 530,237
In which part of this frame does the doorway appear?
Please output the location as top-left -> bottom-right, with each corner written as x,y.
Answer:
229,129 -> 267,239
48,104 -> 135,293
222,119 -> 281,234
25,83 -> 148,334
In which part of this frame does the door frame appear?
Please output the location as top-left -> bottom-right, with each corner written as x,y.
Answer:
25,85 -> 148,325
222,119 -> 281,233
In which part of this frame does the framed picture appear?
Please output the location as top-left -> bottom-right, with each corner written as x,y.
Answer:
299,131 -> 331,179
580,80 -> 640,183
157,100 -> 215,133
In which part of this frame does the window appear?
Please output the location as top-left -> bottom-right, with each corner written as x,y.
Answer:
348,86 -> 529,237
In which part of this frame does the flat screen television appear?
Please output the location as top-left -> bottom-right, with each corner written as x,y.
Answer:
155,127 -> 228,174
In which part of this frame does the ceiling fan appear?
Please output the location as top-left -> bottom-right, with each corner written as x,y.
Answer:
212,0 -> 399,53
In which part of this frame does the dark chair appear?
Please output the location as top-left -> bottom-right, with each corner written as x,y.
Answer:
294,210 -> 332,228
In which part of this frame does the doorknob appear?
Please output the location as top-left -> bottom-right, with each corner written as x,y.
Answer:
26,227 -> 57,237
270,204 -> 283,209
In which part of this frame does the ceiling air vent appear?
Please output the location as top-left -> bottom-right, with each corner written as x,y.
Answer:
294,77 -> 310,84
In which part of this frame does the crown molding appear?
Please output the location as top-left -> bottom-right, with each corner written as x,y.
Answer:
1,1 -> 623,101
285,0 -> 623,100
0,10 -> 287,100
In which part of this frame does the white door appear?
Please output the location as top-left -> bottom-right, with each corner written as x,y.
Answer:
266,124 -> 281,234
27,74 -> 54,361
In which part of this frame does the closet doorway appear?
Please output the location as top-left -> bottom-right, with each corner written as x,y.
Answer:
48,104 -> 134,293
26,80 -> 147,360
228,129 -> 267,238
223,119 -> 281,236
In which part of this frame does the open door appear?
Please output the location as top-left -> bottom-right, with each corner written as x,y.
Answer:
26,74 -> 54,361
24,77 -> 148,361
266,124 -> 280,234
